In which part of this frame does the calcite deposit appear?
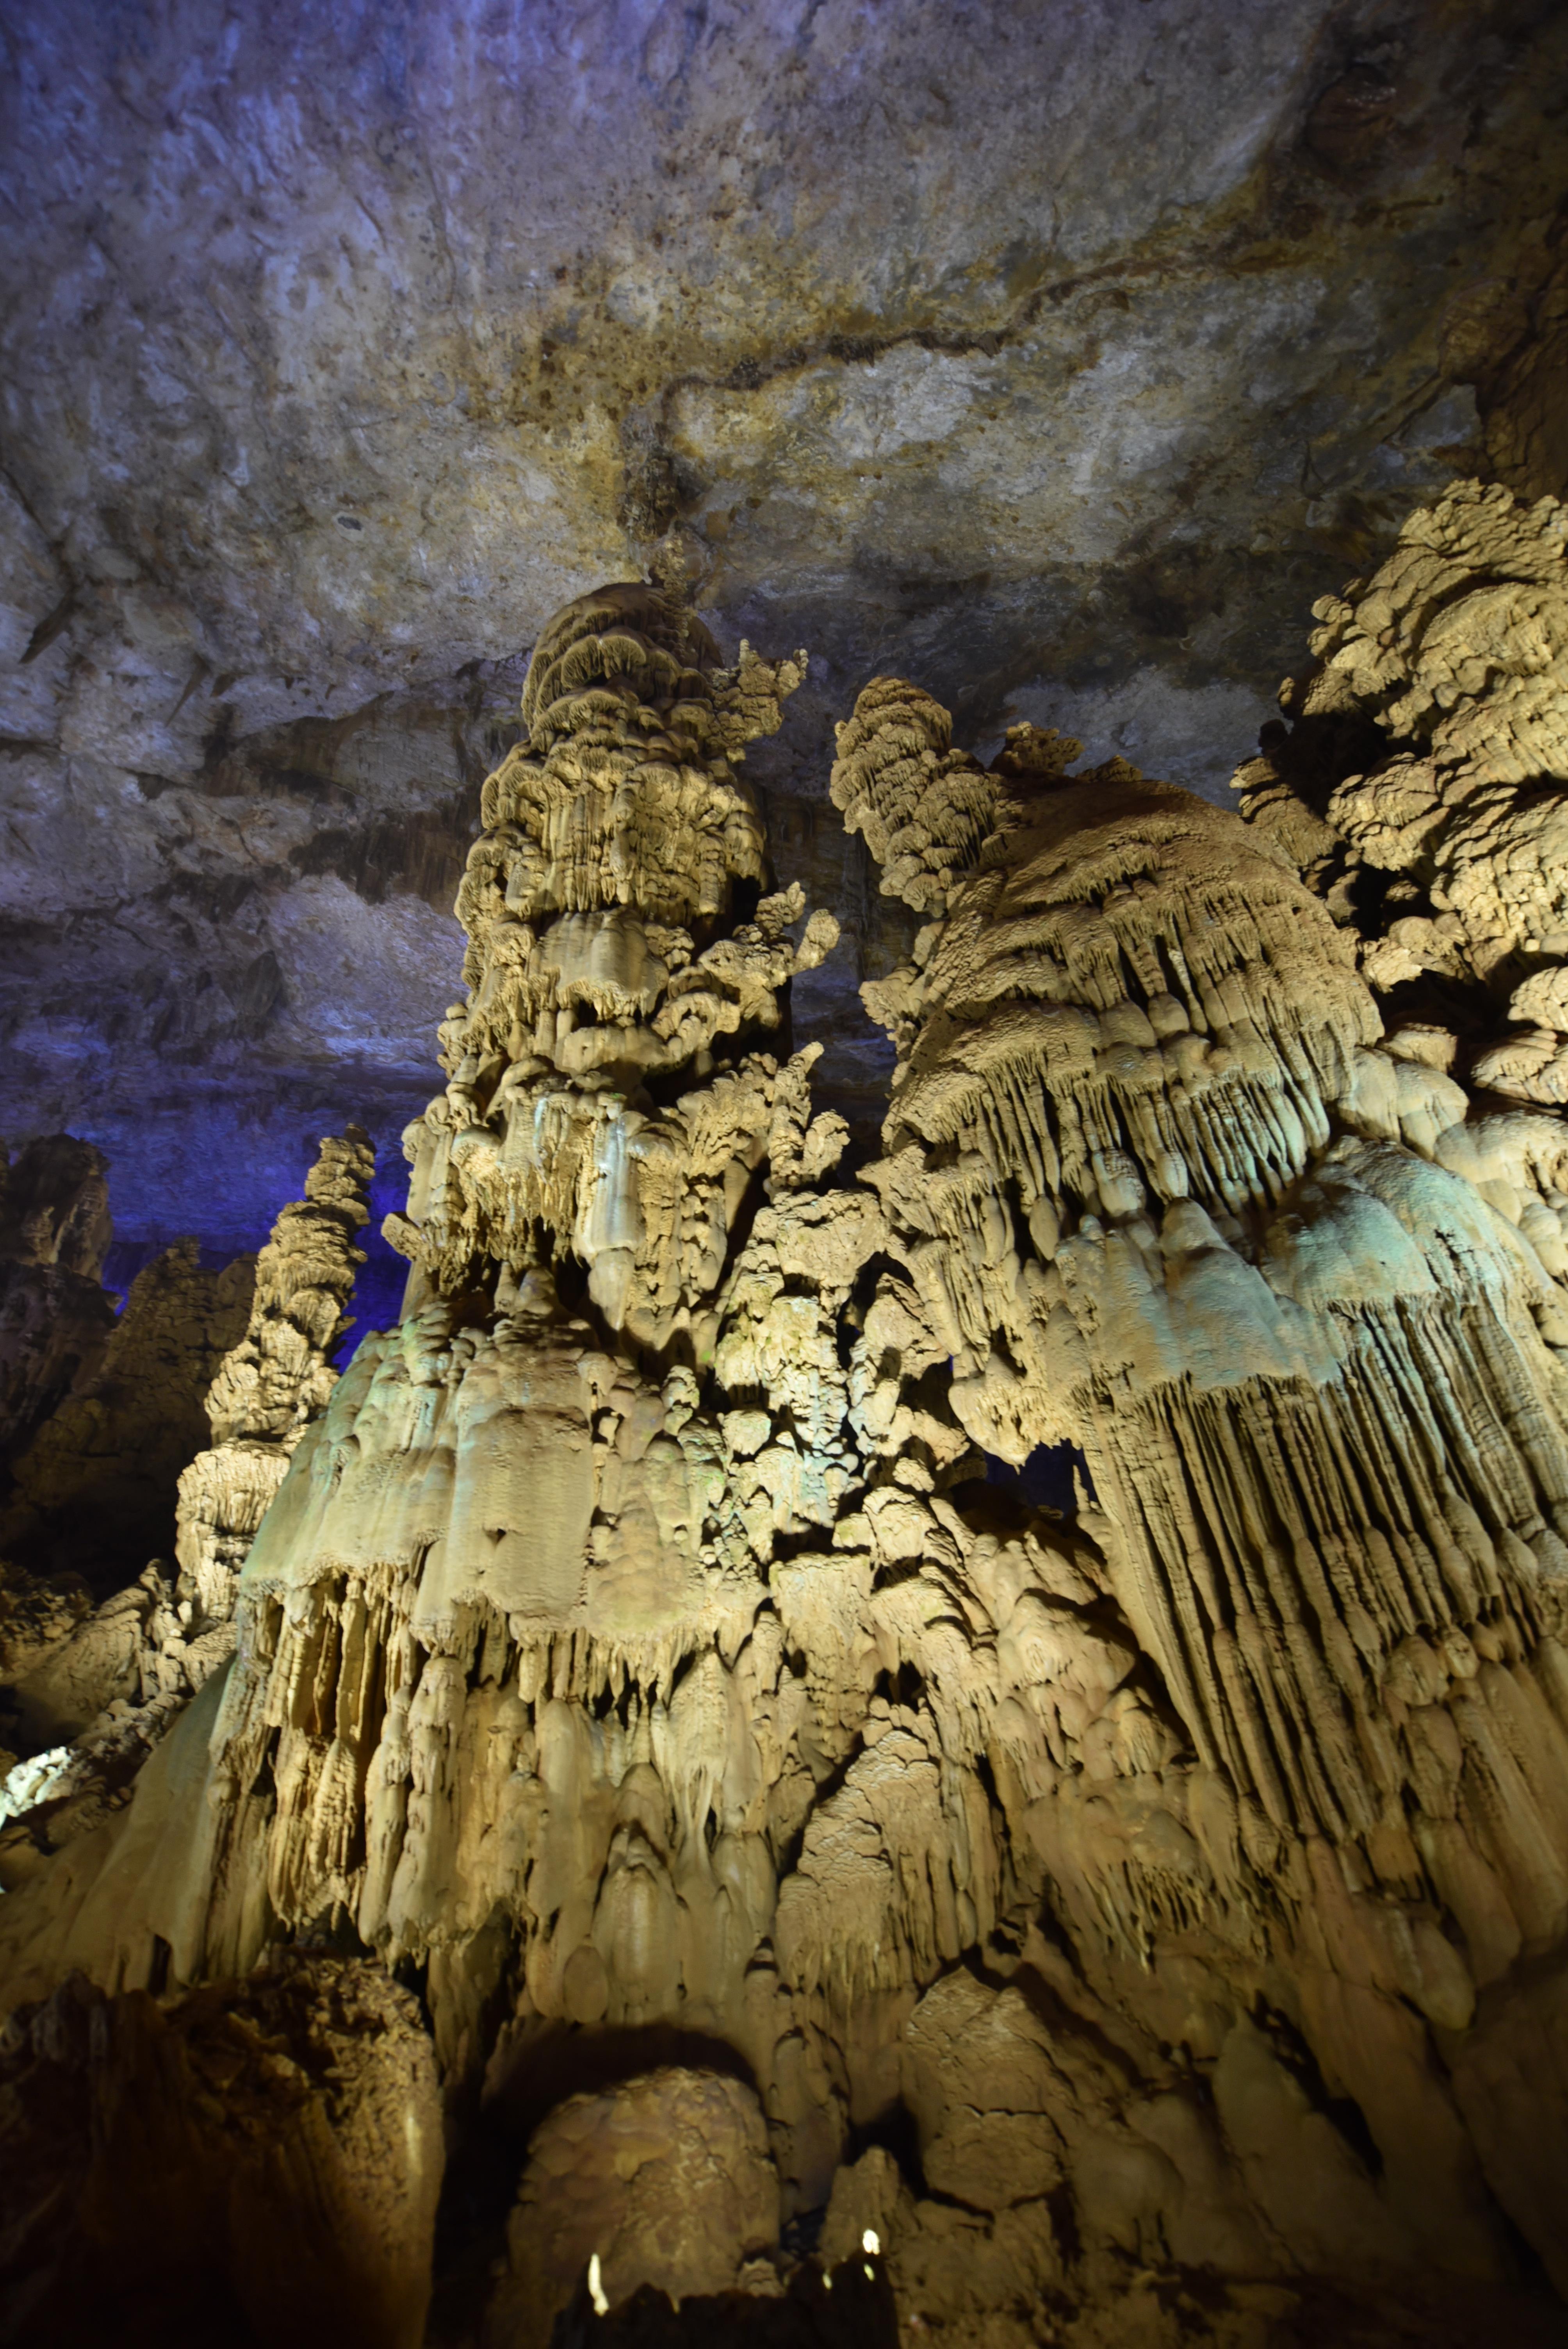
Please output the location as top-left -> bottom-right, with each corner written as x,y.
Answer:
1235,480 -> 1568,1105
176,1125 -> 374,1625
0,1132 -> 371,1862
6,567 -> 1568,2346
488,2067 -> 781,2346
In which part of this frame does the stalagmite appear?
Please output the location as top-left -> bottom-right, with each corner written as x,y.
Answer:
0,1133 -> 371,1862
5,561 -> 1568,2345
486,2068 -> 780,2345
174,1125 -> 374,1626
827,665 -> 1568,2310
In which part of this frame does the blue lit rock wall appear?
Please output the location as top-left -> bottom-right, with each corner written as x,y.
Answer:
1,0 -> 1564,1260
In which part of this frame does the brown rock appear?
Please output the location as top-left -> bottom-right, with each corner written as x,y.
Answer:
0,1955 -> 441,2349
486,2067 -> 780,2349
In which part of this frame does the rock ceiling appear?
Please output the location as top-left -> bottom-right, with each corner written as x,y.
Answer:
3,0 -> 1566,1265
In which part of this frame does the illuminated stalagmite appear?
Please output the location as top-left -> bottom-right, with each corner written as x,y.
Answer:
0,1130 -> 372,1845
7,571 -> 1568,2345
831,669 -> 1568,2307
174,1124 -> 374,1627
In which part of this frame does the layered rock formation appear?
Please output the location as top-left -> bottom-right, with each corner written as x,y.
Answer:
820,675 -> 1568,2304
175,1125 -> 374,1627
6,570 -> 1568,2345
1235,481 -> 1568,1096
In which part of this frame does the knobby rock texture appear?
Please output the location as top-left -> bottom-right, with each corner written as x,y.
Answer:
4,556 -> 1568,2346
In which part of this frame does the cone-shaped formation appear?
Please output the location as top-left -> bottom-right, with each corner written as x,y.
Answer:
388,581 -> 834,1346
0,1133 -> 373,1850
175,1126 -> 374,1622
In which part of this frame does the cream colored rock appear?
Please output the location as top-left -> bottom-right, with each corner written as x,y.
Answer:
175,1125 -> 373,1624
391,580 -> 833,1347
1247,481 -> 1568,1103
0,1134 -> 371,1861
832,663 -> 1568,2299
6,1583 -> 145,1747
830,676 -> 1003,912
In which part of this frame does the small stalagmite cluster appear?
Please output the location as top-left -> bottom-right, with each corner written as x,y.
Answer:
0,1132 -> 371,1866
5,546 -> 1568,2347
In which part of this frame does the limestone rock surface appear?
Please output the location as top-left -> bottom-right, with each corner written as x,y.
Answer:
0,1135 -> 114,1463
178,1124 -> 374,1622
485,2067 -> 780,2348
6,564 -> 1568,2344
0,1130 -> 373,1862
0,1955 -> 441,2349
1234,480 -> 1568,1111
3,1 -> 1567,1244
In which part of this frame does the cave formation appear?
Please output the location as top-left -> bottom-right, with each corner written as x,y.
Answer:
5,6 -> 1568,2347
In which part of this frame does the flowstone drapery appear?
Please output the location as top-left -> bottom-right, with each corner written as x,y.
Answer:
5,564 -> 1568,2347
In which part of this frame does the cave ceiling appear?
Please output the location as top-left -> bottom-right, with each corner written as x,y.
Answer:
2,0 -> 1566,1260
